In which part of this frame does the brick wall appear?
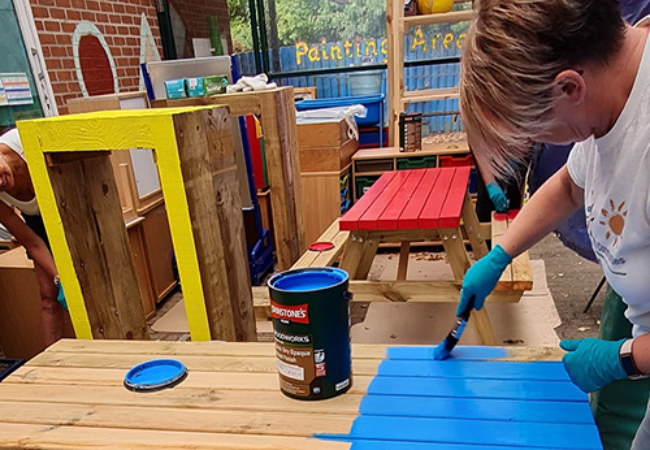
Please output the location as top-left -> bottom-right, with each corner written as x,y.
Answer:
29,0 -> 163,114
168,0 -> 232,58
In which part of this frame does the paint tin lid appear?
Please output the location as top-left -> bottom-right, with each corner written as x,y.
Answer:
124,359 -> 188,392
309,241 -> 335,252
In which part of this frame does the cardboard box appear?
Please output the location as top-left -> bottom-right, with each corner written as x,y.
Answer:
164,79 -> 186,99
203,75 -> 228,95
186,77 -> 206,97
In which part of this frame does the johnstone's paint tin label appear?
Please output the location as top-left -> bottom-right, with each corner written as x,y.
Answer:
271,300 -> 309,324
274,329 -> 318,398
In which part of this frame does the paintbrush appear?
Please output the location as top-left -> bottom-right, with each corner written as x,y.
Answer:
431,295 -> 476,360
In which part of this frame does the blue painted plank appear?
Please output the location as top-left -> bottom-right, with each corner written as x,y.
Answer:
342,440 -> 583,450
368,376 -> 587,402
359,395 -> 595,424
345,416 -> 602,449
386,345 -> 508,360
377,360 -> 571,381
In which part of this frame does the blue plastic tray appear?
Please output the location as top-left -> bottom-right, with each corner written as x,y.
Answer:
295,94 -> 384,126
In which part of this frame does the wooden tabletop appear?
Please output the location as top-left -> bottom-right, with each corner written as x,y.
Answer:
0,339 -> 603,450
340,167 -> 471,231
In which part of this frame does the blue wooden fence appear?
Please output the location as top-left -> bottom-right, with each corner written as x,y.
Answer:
236,26 -> 466,133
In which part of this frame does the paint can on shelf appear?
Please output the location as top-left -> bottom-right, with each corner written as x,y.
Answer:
268,267 -> 352,400
399,112 -> 422,152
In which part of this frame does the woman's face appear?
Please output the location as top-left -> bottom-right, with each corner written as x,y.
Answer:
0,150 -> 15,192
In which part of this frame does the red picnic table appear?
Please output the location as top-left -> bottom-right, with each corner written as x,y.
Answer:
338,167 -> 497,344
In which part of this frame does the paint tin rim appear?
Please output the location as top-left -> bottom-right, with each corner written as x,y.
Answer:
268,267 -> 349,293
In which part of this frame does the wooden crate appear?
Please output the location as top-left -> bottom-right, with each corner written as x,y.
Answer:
301,165 -> 351,245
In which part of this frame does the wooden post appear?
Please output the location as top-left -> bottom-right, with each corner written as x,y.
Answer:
173,109 -> 257,341
201,108 -> 257,341
259,88 -> 306,269
48,154 -> 148,340
152,88 -> 306,271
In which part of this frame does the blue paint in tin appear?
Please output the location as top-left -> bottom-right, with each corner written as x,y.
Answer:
269,267 -> 348,292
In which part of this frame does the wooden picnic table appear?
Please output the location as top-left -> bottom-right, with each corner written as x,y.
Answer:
0,339 -> 602,450
338,167 -> 533,346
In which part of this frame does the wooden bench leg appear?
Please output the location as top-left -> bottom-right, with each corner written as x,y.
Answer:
472,308 -> 497,346
397,242 -> 410,280
461,191 -> 488,260
440,228 -> 470,282
340,231 -> 377,279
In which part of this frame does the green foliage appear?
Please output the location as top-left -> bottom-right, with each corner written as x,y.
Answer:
228,0 -> 387,51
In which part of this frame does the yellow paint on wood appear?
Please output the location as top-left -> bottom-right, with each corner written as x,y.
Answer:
17,106 -> 226,342
17,121 -> 93,339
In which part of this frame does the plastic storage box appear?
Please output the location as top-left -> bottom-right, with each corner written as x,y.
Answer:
295,94 -> 384,126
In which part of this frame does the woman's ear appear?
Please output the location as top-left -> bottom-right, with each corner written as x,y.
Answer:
554,70 -> 586,105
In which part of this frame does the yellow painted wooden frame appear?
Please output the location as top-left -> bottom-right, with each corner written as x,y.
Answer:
17,107 -> 223,341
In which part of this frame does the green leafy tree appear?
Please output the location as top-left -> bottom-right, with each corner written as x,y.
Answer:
229,0 -> 387,51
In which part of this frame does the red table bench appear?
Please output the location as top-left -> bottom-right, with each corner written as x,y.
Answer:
339,167 -> 497,344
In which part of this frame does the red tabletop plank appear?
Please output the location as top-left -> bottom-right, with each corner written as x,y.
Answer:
340,171 -> 397,231
439,166 -> 471,228
397,169 -> 441,229
377,169 -> 427,230
358,171 -> 414,230
418,168 -> 456,229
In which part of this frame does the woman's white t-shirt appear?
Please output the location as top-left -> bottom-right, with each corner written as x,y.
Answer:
567,18 -> 650,337
0,129 -> 39,216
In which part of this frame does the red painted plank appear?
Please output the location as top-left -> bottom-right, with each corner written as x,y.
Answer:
397,169 -> 441,230
439,166 -> 471,228
377,169 -> 427,230
418,168 -> 456,229
359,171 -> 413,230
340,172 -> 398,231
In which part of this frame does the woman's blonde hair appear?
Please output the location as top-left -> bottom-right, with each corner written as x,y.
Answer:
460,0 -> 625,178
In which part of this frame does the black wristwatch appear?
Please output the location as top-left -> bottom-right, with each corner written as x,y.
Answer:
619,339 -> 648,380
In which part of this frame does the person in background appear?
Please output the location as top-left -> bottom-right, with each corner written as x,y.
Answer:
458,0 -> 650,448
0,128 -> 64,347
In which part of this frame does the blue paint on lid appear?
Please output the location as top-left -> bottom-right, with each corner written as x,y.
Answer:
269,267 -> 348,292
124,359 -> 187,392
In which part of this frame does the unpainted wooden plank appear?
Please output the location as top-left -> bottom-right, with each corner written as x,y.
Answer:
253,280 -> 521,314
354,237 -> 380,279
173,110 -> 237,341
397,169 -> 440,229
47,156 -> 147,340
259,88 -> 304,269
439,227 -> 469,281
4,367 -> 375,394
508,214 -> 533,291
419,168 -> 455,229
461,191 -> 488,259
491,211 -> 513,289
471,308 -> 498,346
201,108 -> 257,341
0,401 -> 357,437
339,231 -> 371,278
0,422 -> 353,450
25,351 -> 383,376
396,242 -> 410,281
292,218 -> 341,269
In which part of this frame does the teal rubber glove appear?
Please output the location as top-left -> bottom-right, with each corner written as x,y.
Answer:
486,181 -> 509,213
457,244 -> 512,315
560,338 -> 627,393
57,282 -> 68,312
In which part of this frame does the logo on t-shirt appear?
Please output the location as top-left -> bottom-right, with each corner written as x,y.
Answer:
598,199 -> 628,247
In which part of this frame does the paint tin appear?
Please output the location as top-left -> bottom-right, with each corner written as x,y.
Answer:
399,112 -> 422,152
268,267 -> 352,400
